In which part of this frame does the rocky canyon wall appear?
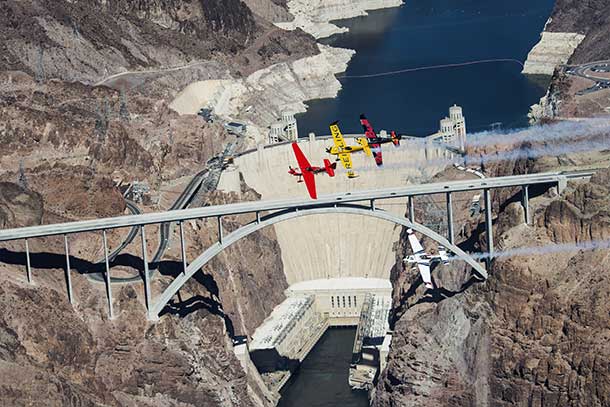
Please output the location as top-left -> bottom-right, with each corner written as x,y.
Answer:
526,0 -> 610,121
373,152 -> 610,406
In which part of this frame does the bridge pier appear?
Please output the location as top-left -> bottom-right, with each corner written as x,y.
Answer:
408,196 -> 415,222
24,239 -> 32,284
179,221 -> 188,274
484,189 -> 494,267
446,192 -> 454,244
370,199 -> 376,211
102,230 -> 115,320
218,217 -> 224,244
557,176 -> 568,194
63,235 -> 74,305
256,211 -> 261,224
140,226 -> 152,319
522,185 -> 530,225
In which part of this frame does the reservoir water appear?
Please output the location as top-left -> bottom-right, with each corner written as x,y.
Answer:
297,0 -> 555,136
278,328 -> 368,407
282,1 -> 555,405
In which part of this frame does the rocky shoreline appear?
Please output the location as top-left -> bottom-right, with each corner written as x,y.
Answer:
522,30 -> 585,76
524,0 -> 610,123
276,0 -> 403,39
168,0 -> 404,146
169,44 -> 355,146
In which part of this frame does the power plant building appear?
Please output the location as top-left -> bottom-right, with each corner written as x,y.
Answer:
249,295 -> 325,374
349,294 -> 392,390
248,279 -> 393,392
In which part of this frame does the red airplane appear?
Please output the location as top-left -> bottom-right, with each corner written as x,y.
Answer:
289,142 -> 336,199
359,114 -> 401,166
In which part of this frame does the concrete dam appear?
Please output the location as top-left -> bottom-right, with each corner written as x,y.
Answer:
219,108 -> 464,403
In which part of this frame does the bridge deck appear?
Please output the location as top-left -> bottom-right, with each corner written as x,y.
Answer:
0,170 -> 593,242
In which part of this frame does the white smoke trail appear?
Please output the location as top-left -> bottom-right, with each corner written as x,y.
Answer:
350,134 -> 610,174
470,238 -> 610,260
466,118 -> 610,148
472,135 -> 610,167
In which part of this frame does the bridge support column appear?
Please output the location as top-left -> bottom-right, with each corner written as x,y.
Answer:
256,211 -> 261,224
446,192 -> 454,244
370,199 -> 376,211
557,176 -> 568,194
179,221 -> 187,275
24,239 -> 32,284
408,196 -> 415,222
522,185 -> 530,225
102,230 -> 115,320
218,217 -> 224,245
63,235 -> 74,305
484,189 -> 494,267
140,226 -> 152,318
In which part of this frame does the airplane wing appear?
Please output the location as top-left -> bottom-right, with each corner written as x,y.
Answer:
291,142 -> 312,171
338,152 -> 353,170
357,137 -> 372,157
372,146 -> 382,166
338,152 -> 358,178
302,170 -> 317,199
416,260 -> 433,289
407,229 -> 425,254
360,114 -> 382,166
330,121 -> 346,149
438,245 -> 450,264
407,229 -> 433,288
360,114 -> 376,138
291,143 -> 317,199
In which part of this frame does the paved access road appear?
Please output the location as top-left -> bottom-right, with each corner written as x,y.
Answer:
84,141 -> 238,284
567,61 -> 610,95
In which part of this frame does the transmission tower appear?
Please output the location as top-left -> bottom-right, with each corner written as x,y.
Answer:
18,161 -> 28,190
95,99 -> 110,141
119,89 -> 130,122
35,47 -> 45,84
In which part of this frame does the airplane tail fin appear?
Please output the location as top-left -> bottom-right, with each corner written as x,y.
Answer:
358,137 -> 372,157
391,130 -> 401,146
323,159 -> 336,177
439,245 -> 450,265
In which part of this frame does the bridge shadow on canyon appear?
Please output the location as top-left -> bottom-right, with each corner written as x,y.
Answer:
0,247 -> 236,336
455,183 -> 549,254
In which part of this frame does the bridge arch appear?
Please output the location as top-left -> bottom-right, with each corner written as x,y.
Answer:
151,205 -> 488,318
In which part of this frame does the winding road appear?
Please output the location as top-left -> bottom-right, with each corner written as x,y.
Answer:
86,199 -> 141,283
567,61 -> 610,95
88,141 -> 238,284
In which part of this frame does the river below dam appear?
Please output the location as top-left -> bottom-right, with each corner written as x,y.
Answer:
297,0 -> 555,136
282,0 -> 554,405
278,328 -> 368,407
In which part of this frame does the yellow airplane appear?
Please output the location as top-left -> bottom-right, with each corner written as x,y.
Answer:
326,121 -> 371,178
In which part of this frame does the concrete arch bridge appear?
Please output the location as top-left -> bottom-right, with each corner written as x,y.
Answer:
0,171 -> 593,320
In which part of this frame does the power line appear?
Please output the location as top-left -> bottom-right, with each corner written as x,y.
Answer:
337,58 -> 524,79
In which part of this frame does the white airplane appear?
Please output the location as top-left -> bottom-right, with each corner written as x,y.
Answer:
403,229 -> 451,289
